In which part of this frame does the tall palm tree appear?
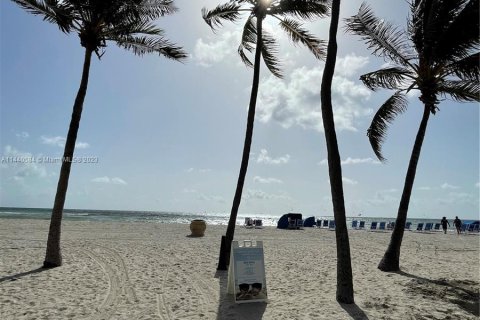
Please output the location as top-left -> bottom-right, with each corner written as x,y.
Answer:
346,0 -> 479,272
320,0 -> 354,304
202,0 -> 329,270
12,0 -> 187,268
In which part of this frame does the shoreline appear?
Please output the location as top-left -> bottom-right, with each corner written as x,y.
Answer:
1,219 -> 479,319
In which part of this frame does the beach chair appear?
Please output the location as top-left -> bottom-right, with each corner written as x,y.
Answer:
405,222 -> 412,230
352,220 -> 358,229
244,217 -> 254,228
316,219 -> 322,228
323,220 -> 329,228
379,222 -> 386,230
461,223 -> 468,233
416,223 -> 424,231
467,224 -> 475,232
424,223 -> 433,232
328,220 -> 336,230
288,218 -> 296,229
296,219 -> 304,229
358,221 -> 365,229
474,224 -> 480,232
370,222 -> 378,231
254,219 -> 263,229
433,223 -> 441,231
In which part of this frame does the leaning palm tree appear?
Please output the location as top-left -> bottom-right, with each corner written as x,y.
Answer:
320,0 -> 354,304
12,0 -> 187,268
202,0 -> 329,270
346,0 -> 479,272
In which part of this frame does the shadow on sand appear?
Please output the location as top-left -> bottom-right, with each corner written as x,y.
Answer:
396,271 -> 479,317
215,270 -> 266,320
340,302 -> 370,319
0,267 -> 48,284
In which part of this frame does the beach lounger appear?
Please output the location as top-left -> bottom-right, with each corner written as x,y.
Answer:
433,223 -> 441,231
405,222 -> 412,230
416,223 -> 424,231
352,220 -> 358,229
370,222 -> 378,230
254,219 -> 264,229
424,223 -> 433,232
461,224 -> 468,233
379,222 -> 386,230
244,217 -> 254,228
328,220 -> 336,230
288,218 -> 296,229
316,219 -> 322,228
323,220 -> 329,228
296,219 -> 304,229
358,221 -> 365,229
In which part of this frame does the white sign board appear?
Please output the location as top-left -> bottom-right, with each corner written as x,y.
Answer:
227,240 -> 268,303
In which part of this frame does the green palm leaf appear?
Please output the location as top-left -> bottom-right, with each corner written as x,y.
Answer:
444,53 -> 480,81
279,17 -> 325,60
201,2 -> 243,31
269,0 -> 329,20
438,80 -> 480,102
360,67 -> 413,91
261,31 -> 283,78
12,0 -> 74,33
345,3 -> 414,67
367,92 -> 409,162
113,35 -> 187,60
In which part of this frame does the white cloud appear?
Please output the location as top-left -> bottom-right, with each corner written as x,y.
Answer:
197,193 -> 226,203
437,192 -> 477,206
256,149 -> 290,165
15,131 -> 29,139
185,168 -> 211,173
341,157 -> 381,165
91,176 -> 127,185
183,188 -> 197,193
242,189 -> 290,201
193,30 -> 241,67
253,176 -> 283,184
342,177 -> 358,185
441,182 -> 460,190
2,145 -> 47,180
318,157 -> 381,165
367,189 -> 398,205
418,186 -> 431,191
256,54 -> 372,132
475,182 -> 479,188
41,136 -> 89,149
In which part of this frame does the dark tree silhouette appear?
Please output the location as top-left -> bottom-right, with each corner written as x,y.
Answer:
12,0 -> 187,268
202,0 -> 329,270
346,0 -> 479,271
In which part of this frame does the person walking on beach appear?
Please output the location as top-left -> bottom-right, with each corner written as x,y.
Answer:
440,217 -> 450,234
453,216 -> 462,234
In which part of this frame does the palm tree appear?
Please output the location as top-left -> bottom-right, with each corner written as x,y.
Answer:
12,0 -> 187,268
320,0 -> 354,304
346,0 -> 479,272
202,0 -> 329,270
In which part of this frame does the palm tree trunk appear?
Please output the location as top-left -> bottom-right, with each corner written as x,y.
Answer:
320,0 -> 354,304
43,48 -> 93,268
378,104 -> 431,272
217,17 -> 263,271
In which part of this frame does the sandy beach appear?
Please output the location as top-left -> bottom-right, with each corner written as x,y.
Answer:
0,219 -> 478,320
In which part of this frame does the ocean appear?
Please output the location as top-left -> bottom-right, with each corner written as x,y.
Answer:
0,207 -> 475,229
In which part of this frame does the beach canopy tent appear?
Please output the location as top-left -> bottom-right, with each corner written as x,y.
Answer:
303,216 -> 316,227
277,213 -> 303,229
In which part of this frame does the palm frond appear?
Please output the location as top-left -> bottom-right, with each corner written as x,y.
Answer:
113,35 -> 188,61
367,92 -> 409,162
345,3 -> 414,67
360,67 -> 413,91
238,15 -> 256,68
12,0 -> 74,33
105,16 -> 164,38
201,2 -> 243,31
443,52 -> 480,81
433,0 -> 479,62
279,17 -> 325,60
438,80 -> 480,102
269,0 -> 330,20
261,30 -> 283,78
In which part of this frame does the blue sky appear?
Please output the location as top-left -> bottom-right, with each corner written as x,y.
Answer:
1,0 -> 478,219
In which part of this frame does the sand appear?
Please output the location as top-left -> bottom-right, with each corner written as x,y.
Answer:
0,219 -> 479,320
